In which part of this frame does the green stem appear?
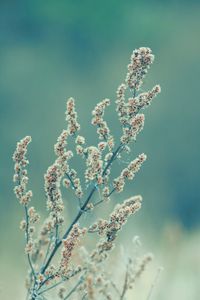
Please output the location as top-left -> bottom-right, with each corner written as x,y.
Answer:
42,234 -> 53,267
120,264 -> 129,300
38,279 -> 64,296
41,184 -> 97,275
63,278 -> 83,300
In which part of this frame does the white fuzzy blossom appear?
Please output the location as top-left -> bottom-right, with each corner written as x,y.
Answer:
85,146 -> 103,182
45,131 -> 73,228
121,113 -> 145,144
126,47 -> 154,91
66,97 -> 80,135
89,196 -> 142,263
13,136 -> 32,205
116,47 -> 160,137
59,224 -> 86,277
113,153 -> 147,193
91,98 -> 114,150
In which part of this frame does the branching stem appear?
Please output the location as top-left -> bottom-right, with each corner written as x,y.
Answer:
40,143 -> 123,277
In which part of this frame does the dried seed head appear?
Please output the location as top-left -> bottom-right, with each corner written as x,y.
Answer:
66,97 -> 80,135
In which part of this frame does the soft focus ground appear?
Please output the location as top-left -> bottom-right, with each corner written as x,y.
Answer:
1,223 -> 200,300
0,1 -> 200,299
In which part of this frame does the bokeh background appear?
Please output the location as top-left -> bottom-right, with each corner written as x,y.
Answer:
0,1 -> 200,299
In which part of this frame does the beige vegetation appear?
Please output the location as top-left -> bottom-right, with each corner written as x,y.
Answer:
12,47 -> 161,299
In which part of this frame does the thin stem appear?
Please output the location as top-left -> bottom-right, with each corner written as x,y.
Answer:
66,173 -> 82,207
38,280 -> 63,296
92,187 -> 115,209
38,275 -> 54,290
55,223 -> 59,243
103,144 -> 122,176
120,264 -> 129,300
146,267 -> 163,300
42,235 -> 53,267
39,268 -> 84,295
91,185 -> 116,210
66,173 -> 77,191
107,187 -> 116,197
63,278 -> 83,300
110,280 -> 121,296
93,199 -> 104,208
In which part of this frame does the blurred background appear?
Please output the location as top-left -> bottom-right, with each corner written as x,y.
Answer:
0,0 -> 200,299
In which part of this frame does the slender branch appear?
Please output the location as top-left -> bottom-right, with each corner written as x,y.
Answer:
66,173 -> 76,190
120,264 -> 129,300
42,235 -> 53,267
110,280 -> 121,296
92,187 -> 115,209
38,275 -> 54,290
38,279 -> 64,296
55,223 -> 59,243
39,267 -> 84,294
93,199 -> 104,208
107,187 -> 116,197
146,267 -> 163,300
63,278 -> 83,300
103,144 -> 122,176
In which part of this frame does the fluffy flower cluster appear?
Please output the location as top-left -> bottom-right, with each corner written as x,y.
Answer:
85,146 -> 103,182
20,206 -> 40,236
83,274 -> 112,300
75,135 -> 86,156
89,196 -> 142,263
122,253 -> 153,295
54,130 -> 69,161
77,246 -> 113,300
92,99 -> 109,139
45,165 -> 65,229
77,237 -> 153,300
45,130 -> 75,228
116,83 -> 128,125
65,97 -> 80,135
63,169 -> 84,199
13,136 -> 32,205
92,98 -> 114,150
59,224 -> 86,276
121,113 -> 145,144
126,47 -> 154,91
116,47 -> 161,146
137,85 -> 161,108
90,195 -> 142,237
13,136 -> 41,260
113,153 -> 147,193
116,85 -> 160,128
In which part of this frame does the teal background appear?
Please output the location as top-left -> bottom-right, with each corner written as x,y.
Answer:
0,1 -> 200,299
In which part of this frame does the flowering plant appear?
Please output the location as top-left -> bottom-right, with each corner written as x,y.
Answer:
13,47 -> 161,300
